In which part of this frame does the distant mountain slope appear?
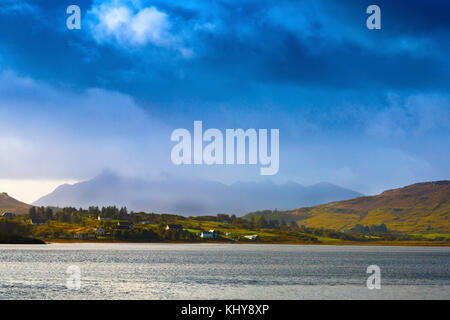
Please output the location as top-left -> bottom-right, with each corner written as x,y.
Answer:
248,181 -> 450,233
0,192 -> 32,215
33,171 -> 363,216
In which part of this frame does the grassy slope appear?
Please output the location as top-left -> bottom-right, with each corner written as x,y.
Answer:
0,192 -> 32,215
286,181 -> 450,233
25,216 -> 449,245
31,218 -> 324,243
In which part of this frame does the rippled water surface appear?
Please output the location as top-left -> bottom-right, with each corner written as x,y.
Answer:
0,243 -> 449,299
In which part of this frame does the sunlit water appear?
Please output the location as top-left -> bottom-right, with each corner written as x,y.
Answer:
0,243 -> 448,299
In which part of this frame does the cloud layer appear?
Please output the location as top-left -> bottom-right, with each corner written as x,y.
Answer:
0,0 -> 448,197
0,70 -> 172,180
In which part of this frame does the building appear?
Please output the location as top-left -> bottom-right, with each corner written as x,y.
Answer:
29,219 -> 46,226
97,215 -> 112,221
209,230 -> 219,238
1,212 -> 15,219
244,235 -> 259,241
198,230 -> 219,239
199,231 -> 214,239
225,232 -> 232,237
165,224 -> 183,231
116,221 -> 133,230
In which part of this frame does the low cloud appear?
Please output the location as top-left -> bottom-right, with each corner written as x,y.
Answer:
0,70 -> 172,180
89,1 -> 193,57
0,70 -> 448,197
367,93 -> 450,138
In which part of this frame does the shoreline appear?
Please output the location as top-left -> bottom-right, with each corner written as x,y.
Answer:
43,239 -> 450,247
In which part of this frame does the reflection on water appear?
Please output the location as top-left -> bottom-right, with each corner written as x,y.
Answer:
0,243 -> 449,299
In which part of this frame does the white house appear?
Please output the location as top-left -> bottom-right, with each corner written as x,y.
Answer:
166,224 -> 183,231
117,221 -> 133,230
244,235 -> 259,240
209,230 -> 219,238
199,231 -> 214,239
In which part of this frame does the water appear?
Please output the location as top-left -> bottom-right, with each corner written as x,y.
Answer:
0,243 -> 449,300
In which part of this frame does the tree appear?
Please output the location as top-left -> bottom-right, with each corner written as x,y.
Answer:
119,207 -> 128,220
255,216 -> 268,228
29,207 -> 38,219
45,207 -> 53,220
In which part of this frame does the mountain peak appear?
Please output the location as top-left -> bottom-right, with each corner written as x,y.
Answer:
92,169 -> 120,181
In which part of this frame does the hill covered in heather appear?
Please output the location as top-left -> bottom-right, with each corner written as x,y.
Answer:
245,181 -> 450,233
0,192 -> 32,215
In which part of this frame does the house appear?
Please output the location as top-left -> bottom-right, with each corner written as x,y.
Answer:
225,232 -> 232,237
1,212 -> 15,219
199,231 -> 214,239
198,229 -> 219,239
209,230 -> 219,238
29,218 -> 46,226
97,215 -> 112,221
165,224 -> 183,231
244,235 -> 259,241
96,227 -> 106,236
116,221 -> 133,230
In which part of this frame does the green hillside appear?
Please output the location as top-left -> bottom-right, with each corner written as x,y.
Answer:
245,181 -> 450,234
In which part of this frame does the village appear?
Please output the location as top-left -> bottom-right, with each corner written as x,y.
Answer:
1,210 -> 261,242
3,204 -> 436,245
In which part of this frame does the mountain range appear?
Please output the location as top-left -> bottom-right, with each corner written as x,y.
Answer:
1,174 -> 448,234
32,171 -> 363,216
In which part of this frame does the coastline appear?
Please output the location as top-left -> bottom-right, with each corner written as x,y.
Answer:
0,237 -> 45,244
44,239 -> 450,247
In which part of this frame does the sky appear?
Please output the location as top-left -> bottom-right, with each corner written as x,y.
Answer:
0,0 -> 449,203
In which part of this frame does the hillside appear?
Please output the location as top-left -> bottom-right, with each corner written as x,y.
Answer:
246,181 -> 450,234
33,171 -> 362,216
0,192 -> 32,215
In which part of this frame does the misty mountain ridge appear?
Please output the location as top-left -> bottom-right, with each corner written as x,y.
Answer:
33,171 -> 363,216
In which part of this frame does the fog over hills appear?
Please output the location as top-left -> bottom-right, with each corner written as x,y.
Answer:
33,171 -> 363,216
